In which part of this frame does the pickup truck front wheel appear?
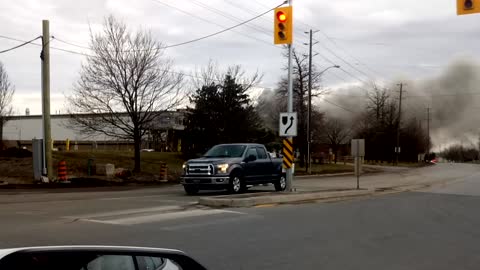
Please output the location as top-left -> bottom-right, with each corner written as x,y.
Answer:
228,174 -> 245,194
274,175 -> 287,191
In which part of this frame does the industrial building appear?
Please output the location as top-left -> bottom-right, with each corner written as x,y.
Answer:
3,110 -> 186,152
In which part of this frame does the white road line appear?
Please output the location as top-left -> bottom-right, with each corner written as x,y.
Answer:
98,195 -> 176,200
65,206 -> 183,219
81,209 -> 244,225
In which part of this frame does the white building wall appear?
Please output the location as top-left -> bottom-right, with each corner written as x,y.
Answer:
3,117 -> 116,141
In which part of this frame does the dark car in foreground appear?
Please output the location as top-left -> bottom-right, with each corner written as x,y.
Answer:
181,144 -> 286,195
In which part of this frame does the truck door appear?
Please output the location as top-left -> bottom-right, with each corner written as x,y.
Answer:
256,147 -> 273,182
243,147 -> 259,183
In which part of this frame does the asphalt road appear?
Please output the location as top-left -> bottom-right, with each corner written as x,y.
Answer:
1,163 -> 480,269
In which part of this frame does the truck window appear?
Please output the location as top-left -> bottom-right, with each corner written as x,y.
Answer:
256,147 -> 268,159
246,148 -> 258,159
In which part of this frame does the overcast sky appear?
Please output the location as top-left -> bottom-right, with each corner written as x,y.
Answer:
0,0 -> 478,121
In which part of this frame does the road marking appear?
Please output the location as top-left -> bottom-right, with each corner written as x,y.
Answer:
98,195 -> 177,200
80,209 -> 244,225
65,206 -> 183,219
254,203 -> 279,208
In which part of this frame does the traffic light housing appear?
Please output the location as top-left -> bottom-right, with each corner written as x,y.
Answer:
274,6 -> 293,45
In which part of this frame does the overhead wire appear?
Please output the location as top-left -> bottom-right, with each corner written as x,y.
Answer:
150,0 -> 284,49
0,36 -> 41,54
249,0 -> 386,83
52,2 -> 284,54
322,98 -> 357,114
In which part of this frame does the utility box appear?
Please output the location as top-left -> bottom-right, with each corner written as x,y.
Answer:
32,139 -> 44,181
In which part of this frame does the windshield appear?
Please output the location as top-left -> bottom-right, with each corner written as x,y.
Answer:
204,145 -> 246,158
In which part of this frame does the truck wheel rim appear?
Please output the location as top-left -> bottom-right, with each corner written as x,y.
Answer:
280,176 -> 286,190
233,177 -> 241,192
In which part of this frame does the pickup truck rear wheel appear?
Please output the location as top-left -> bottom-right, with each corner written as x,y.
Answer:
274,175 -> 287,191
184,185 -> 199,195
228,174 -> 245,194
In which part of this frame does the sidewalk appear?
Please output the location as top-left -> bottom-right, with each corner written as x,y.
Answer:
199,163 -> 480,207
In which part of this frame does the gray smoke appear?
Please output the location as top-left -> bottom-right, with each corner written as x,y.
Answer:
258,59 -> 480,150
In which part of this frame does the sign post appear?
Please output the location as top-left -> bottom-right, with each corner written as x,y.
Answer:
279,112 -> 297,191
351,139 -> 365,190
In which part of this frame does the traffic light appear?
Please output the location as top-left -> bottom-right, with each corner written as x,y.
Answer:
274,6 -> 293,45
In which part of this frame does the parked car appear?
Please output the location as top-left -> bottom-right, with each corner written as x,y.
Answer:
181,143 -> 286,195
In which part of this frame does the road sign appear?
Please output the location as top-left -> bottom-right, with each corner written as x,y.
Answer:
351,139 -> 365,157
282,138 -> 294,169
351,139 -> 365,190
457,0 -> 480,15
279,112 -> 297,137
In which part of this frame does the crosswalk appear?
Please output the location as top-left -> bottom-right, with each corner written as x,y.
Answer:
64,205 -> 245,226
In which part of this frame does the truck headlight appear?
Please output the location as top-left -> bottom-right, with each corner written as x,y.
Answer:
182,163 -> 187,169
217,164 -> 229,173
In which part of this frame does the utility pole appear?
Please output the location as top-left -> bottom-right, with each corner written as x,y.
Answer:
285,0 -> 294,192
426,107 -> 431,155
395,83 -> 404,165
306,29 -> 313,175
41,20 -> 53,180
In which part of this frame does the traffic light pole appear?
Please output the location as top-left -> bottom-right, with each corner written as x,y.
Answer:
285,0 -> 294,192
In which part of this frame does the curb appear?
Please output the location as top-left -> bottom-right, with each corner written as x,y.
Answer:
199,189 -> 372,208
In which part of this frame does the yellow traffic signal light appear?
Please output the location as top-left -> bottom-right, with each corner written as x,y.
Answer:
457,0 -> 480,15
274,6 -> 293,45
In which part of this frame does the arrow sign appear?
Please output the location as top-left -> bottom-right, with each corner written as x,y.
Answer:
279,112 -> 297,137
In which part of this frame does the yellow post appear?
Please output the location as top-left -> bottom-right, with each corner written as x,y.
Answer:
66,138 -> 70,151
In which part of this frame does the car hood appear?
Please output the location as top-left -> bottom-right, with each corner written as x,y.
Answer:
187,157 -> 243,165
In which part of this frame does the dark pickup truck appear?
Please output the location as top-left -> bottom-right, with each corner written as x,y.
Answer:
181,143 -> 286,195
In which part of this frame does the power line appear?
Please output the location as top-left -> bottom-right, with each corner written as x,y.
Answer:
0,36 -> 41,54
314,32 -> 385,79
52,2 -> 283,54
189,0 -> 271,35
316,41 -> 374,83
322,98 -> 357,113
52,37 -> 90,50
150,0 -> 284,49
221,0 -> 311,48
315,51 -> 370,87
247,1 -> 386,82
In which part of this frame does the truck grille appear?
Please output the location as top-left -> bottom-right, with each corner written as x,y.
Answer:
187,164 -> 214,175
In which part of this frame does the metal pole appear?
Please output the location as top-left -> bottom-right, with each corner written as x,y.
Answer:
285,0 -> 294,192
307,29 -> 313,175
356,142 -> 360,189
42,20 -> 53,180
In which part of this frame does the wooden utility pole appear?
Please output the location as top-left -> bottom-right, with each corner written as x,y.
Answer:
306,29 -> 313,174
395,83 -> 404,165
427,107 -> 431,154
41,20 -> 53,180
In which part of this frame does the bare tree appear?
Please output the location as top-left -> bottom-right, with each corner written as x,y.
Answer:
0,62 -> 14,149
191,60 -> 261,92
367,84 -> 389,124
323,117 -> 351,163
68,16 -> 184,172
